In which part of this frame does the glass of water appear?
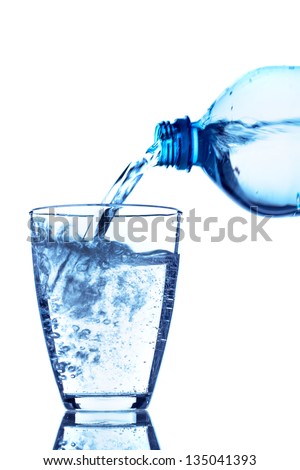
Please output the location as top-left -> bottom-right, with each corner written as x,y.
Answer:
30,204 -> 181,410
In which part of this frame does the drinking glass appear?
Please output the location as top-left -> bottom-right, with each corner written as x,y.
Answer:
30,204 -> 181,410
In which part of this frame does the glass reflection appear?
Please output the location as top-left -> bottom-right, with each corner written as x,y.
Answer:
54,410 -> 159,450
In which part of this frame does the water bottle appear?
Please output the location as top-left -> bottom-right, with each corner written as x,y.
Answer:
154,66 -> 300,216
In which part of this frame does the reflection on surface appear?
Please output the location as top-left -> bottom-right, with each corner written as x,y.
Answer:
54,410 -> 160,450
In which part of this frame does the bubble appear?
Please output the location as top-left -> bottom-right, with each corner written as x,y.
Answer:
103,318 -> 111,325
92,355 -> 101,364
76,350 -> 89,361
51,303 -> 60,313
78,329 -> 91,339
51,332 -> 60,339
56,362 -> 68,373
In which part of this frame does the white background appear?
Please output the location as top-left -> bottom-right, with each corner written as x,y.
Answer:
1,0 -> 300,467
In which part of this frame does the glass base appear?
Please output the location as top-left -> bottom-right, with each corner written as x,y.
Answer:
63,394 -> 152,411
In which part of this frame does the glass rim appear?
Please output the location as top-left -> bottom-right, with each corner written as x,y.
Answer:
29,203 -> 182,215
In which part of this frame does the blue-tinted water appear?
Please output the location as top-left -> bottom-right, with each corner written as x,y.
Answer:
195,119 -> 300,216
32,233 -> 178,407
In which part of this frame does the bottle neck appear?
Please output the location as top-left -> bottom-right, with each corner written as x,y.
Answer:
154,116 -> 195,171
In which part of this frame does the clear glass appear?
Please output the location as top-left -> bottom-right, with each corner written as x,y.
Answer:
54,410 -> 159,450
30,204 -> 181,410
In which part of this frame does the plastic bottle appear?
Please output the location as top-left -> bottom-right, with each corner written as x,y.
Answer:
154,66 -> 300,216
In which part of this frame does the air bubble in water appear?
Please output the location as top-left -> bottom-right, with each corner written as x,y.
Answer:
78,329 -> 91,339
